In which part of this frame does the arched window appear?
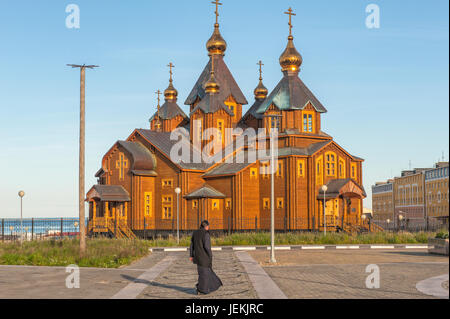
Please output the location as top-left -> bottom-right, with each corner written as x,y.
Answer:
325,152 -> 336,177
316,155 -> 323,185
351,163 -> 358,180
338,158 -> 346,178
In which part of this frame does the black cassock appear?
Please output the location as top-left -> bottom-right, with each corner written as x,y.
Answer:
190,228 -> 223,294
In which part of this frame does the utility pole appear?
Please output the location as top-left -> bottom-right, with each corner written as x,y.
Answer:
67,64 -> 99,257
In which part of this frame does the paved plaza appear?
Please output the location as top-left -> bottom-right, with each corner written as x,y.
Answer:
0,248 -> 447,299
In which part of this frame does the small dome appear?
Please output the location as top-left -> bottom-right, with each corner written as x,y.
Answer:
279,36 -> 302,72
204,72 -> 220,94
164,81 -> 178,101
254,80 -> 268,100
206,24 -> 227,56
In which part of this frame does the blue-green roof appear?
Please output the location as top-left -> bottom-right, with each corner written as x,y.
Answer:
256,73 -> 327,114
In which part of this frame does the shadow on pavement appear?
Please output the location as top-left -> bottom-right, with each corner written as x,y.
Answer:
120,274 -> 197,295
383,251 -> 445,258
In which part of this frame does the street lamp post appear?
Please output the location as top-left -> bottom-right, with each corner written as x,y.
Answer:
398,213 -> 404,231
386,219 -> 391,232
263,114 -> 282,264
18,191 -> 25,243
321,185 -> 328,235
175,187 -> 181,245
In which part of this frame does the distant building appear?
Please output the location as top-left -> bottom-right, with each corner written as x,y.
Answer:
372,162 -> 449,228
372,181 -> 394,223
425,164 -> 449,223
394,169 -> 427,228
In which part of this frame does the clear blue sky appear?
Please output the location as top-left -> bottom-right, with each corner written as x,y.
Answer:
0,0 -> 448,218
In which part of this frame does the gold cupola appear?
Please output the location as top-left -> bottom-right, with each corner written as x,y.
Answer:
279,8 -> 303,73
164,62 -> 178,101
206,0 -> 227,56
205,57 -> 220,94
207,24 -> 227,56
254,60 -> 268,100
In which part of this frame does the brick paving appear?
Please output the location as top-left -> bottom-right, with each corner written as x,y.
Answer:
0,252 -> 166,299
0,249 -> 447,299
137,251 -> 257,299
248,249 -> 449,299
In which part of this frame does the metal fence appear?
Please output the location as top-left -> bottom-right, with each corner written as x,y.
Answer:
372,218 -> 448,233
0,218 -> 85,242
2,216 -> 447,242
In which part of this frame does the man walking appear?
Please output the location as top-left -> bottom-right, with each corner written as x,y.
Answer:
189,220 -> 223,295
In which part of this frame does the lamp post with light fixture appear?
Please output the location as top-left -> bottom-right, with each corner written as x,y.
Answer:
263,114 -> 282,264
398,213 -> 404,231
175,187 -> 181,245
18,191 -> 25,243
321,185 -> 328,235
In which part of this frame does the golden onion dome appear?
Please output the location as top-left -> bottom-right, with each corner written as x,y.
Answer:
279,35 -> 302,72
254,80 -> 268,100
204,72 -> 220,94
206,24 -> 227,56
164,81 -> 178,101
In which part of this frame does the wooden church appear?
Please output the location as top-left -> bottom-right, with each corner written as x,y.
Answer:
86,3 -> 367,238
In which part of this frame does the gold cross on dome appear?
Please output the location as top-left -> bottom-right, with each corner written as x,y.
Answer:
257,60 -> 264,80
211,0 -> 223,24
167,62 -> 174,82
284,7 -> 296,36
155,89 -> 162,107
155,89 -> 162,131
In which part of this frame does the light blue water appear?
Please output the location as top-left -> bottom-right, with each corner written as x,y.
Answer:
0,218 -> 88,236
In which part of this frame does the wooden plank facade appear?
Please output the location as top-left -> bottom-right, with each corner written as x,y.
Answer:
86,6 -> 367,236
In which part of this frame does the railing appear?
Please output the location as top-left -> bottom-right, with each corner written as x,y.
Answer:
89,217 -> 136,239
134,217 -> 311,233
0,218 -> 85,242
373,218 -> 448,233
2,216 -> 446,242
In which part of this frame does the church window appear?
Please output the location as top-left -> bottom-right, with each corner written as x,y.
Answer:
162,196 -> 173,219
351,163 -> 357,180
195,119 -> 203,146
226,198 -> 232,209
276,161 -> 283,178
263,198 -> 270,209
144,192 -> 152,217
316,156 -> 323,185
192,200 -> 198,209
261,162 -> 270,179
162,179 -> 173,188
297,160 -> 305,177
250,167 -> 258,179
339,158 -> 346,178
277,198 -> 284,209
116,152 -> 129,181
212,199 -> 220,210
217,119 -> 225,145
325,152 -> 336,177
303,112 -> 314,133
269,116 -> 280,133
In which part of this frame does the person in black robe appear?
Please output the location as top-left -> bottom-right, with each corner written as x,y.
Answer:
189,220 -> 223,295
